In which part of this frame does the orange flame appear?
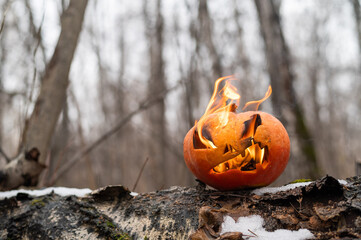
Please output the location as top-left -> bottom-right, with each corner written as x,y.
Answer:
242,86 -> 272,111
196,76 -> 240,148
196,76 -> 271,149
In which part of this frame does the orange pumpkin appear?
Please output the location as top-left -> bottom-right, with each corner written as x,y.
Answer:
183,110 -> 290,191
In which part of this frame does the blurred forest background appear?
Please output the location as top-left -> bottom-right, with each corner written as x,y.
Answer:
0,0 -> 360,192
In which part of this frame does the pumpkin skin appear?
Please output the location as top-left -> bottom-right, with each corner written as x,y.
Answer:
183,111 -> 290,191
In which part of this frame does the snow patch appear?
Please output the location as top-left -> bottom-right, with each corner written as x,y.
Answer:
252,179 -> 347,196
338,179 -> 347,185
221,215 -> 314,240
252,182 -> 312,195
0,187 -> 92,200
130,192 -> 138,197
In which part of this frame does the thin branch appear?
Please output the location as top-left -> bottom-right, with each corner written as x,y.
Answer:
0,89 -> 26,99
25,3 -> 46,116
132,157 -> 149,192
20,2 -> 46,152
248,229 -> 258,237
0,0 -> 12,38
290,202 -> 301,216
47,82 -> 181,186
25,0 -> 46,62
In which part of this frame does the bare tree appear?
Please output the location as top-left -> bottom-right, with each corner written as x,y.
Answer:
351,0 -> 361,58
232,0 -> 253,100
0,0 -> 88,190
142,0 -> 167,189
351,0 -> 361,174
303,4 -> 346,178
197,0 -> 223,92
254,0 -> 321,180
0,4 -> 6,157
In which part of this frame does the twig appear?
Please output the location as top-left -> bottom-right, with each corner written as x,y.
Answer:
248,229 -> 258,237
24,0 -> 46,59
290,202 -> 301,215
24,2 -> 45,118
0,147 -> 10,163
132,157 -> 149,192
297,196 -> 303,212
47,82 -> 181,186
21,2 -> 46,148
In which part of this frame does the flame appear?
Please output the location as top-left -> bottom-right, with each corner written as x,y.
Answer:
242,86 -> 272,111
196,76 -> 240,148
195,76 -> 272,172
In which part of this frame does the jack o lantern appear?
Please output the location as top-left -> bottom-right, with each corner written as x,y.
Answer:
183,76 -> 290,191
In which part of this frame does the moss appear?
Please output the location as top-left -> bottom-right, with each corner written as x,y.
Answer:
30,198 -> 46,207
112,233 -> 132,240
293,104 -> 321,178
92,213 -> 131,239
289,179 -> 312,184
74,199 -> 133,240
106,220 -> 115,228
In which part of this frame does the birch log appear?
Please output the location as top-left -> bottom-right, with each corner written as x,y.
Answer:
0,176 -> 360,239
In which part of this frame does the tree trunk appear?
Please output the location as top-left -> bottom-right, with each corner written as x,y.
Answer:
0,0 -> 88,190
0,176 -> 360,239
198,0 -> 223,92
254,0 -> 321,181
43,97 -> 71,187
143,0 -> 167,190
351,0 -> 361,174
233,0 -> 253,101
351,0 -> 361,59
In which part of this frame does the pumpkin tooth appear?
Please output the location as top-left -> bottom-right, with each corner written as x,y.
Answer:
254,140 -> 266,149
241,158 -> 256,171
240,150 -> 246,157
223,144 -> 230,154
230,145 -> 235,153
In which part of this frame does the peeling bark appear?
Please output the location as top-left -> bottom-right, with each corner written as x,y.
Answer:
0,176 -> 360,239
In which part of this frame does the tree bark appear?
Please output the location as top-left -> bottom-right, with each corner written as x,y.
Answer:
0,0 -> 88,190
0,176 -> 360,239
254,0 -> 321,180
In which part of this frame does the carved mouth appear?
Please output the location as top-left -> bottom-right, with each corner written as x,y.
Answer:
212,141 -> 268,173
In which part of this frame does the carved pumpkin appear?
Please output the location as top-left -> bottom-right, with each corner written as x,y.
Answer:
183,76 -> 290,191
